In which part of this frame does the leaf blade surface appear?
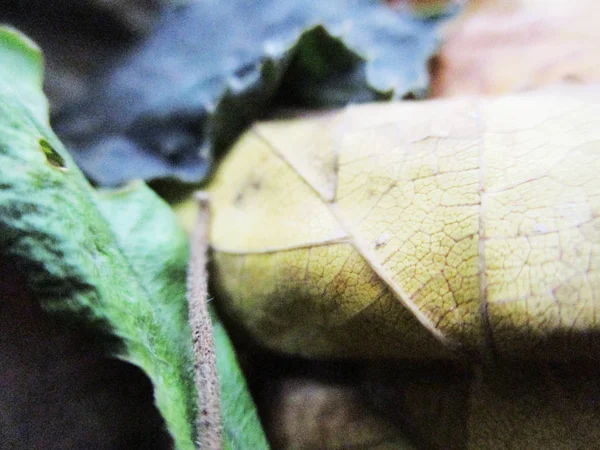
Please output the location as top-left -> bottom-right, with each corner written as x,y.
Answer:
54,0 -> 454,185
210,85 -> 600,360
0,26 -> 268,450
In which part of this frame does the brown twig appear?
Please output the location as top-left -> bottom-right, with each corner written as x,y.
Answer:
187,192 -> 221,449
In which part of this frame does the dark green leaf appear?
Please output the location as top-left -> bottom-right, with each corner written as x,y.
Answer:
54,0 -> 456,186
212,313 -> 270,450
0,26 -> 268,450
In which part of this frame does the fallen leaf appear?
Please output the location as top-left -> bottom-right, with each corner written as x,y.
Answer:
0,27 -> 267,450
252,355 -> 600,449
209,85 -> 600,361
265,377 -> 415,450
466,362 -> 600,449
53,0 -> 453,186
431,0 -> 600,96
362,360 -> 600,449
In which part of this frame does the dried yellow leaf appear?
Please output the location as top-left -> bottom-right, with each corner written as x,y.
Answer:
209,85 -> 600,360
432,0 -> 600,96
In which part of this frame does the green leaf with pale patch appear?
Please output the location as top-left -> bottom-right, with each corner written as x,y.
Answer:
0,26 -> 268,450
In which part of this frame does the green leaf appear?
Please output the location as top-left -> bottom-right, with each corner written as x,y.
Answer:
0,26 -> 268,450
54,0 -> 457,186
0,26 -> 46,123
212,314 -> 270,450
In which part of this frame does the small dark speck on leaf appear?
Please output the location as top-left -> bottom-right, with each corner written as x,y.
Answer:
234,192 -> 245,205
39,138 -> 67,170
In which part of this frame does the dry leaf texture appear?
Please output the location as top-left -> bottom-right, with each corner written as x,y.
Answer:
209,85 -> 600,360
432,0 -> 600,96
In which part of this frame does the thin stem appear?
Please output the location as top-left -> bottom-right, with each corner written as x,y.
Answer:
187,192 -> 221,449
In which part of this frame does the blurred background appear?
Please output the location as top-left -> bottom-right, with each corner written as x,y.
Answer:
1,0 -> 599,449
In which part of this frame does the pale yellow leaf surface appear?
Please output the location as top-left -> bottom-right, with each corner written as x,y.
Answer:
432,0 -> 600,96
209,85 -> 600,360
